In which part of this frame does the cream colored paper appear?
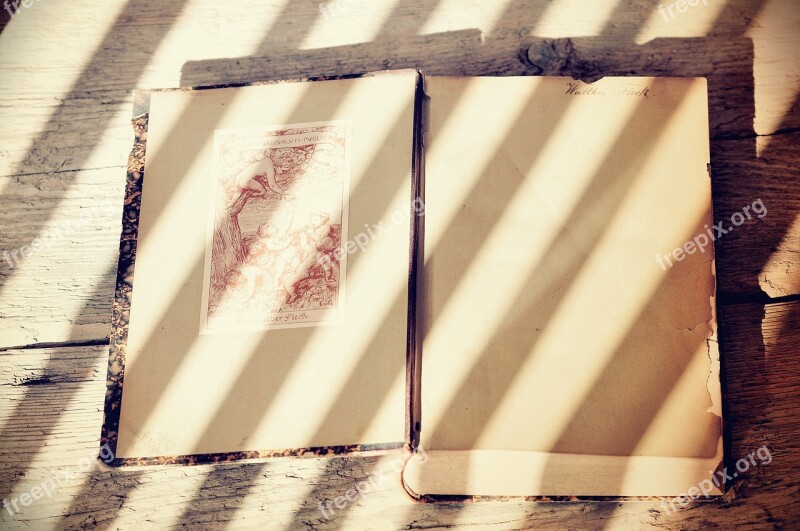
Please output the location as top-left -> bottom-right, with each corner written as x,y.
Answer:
411,75 -> 720,495
117,73 -> 418,458
404,448 -> 723,497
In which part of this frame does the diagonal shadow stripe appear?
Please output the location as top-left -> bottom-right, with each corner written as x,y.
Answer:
0,9 -> 9,35
162,460 -> 275,529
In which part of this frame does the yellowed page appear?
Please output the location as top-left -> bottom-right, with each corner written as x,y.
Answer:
414,75 -> 720,495
117,72 -> 418,458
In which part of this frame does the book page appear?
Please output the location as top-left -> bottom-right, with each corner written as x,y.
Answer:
116,72 -> 419,458
412,75 -> 720,495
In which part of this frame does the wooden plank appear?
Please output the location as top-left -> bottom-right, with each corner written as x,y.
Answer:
0,302 -> 797,529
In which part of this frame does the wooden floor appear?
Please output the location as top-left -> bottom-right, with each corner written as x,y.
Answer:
1,0 -> 798,529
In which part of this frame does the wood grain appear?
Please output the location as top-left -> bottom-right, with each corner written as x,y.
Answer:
0,0 -> 798,528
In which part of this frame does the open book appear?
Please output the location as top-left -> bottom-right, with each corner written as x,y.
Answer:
104,70 -> 721,497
